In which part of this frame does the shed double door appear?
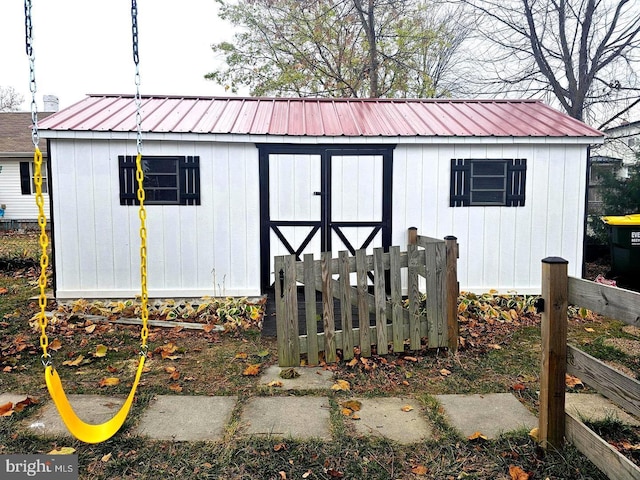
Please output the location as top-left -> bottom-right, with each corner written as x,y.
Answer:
259,146 -> 393,289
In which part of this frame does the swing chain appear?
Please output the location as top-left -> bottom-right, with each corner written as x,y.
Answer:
24,0 -> 39,146
131,0 -> 142,154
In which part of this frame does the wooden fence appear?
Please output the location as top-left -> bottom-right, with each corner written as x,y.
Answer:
539,257 -> 640,480
274,232 -> 458,367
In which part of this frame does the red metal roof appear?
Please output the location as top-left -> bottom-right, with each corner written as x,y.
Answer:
38,95 -> 603,138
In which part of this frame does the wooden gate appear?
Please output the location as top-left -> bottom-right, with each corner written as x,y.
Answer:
274,232 -> 458,366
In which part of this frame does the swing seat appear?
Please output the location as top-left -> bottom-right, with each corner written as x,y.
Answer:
44,356 -> 146,444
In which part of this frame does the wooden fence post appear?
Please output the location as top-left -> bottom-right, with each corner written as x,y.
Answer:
304,253 -> 319,366
275,255 -> 300,367
408,227 -> 418,246
322,251 -> 337,363
539,257 -> 569,450
445,236 -> 459,352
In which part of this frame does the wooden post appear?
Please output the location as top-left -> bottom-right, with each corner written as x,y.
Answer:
356,249 -> 371,357
407,244 -> 421,350
408,227 -> 418,246
373,247 -> 388,355
322,251 -> 337,363
445,236 -> 459,352
339,250 -> 354,360
539,257 -> 569,450
390,246 -> 404,352
304,253 -> 319,365
275,255 -> 300,367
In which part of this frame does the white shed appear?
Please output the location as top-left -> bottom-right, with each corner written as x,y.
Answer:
38,95 -> 603,298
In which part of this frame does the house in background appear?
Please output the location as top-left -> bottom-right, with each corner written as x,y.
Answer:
0,95 -> 59,227
39,95 -> 603,298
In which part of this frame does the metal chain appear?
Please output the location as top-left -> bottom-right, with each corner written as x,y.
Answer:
25,0 -> 50,364
132,0 -> 149,352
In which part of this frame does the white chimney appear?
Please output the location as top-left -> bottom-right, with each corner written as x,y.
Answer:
43,95 -> 59,112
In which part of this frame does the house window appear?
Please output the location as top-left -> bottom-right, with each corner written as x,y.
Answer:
119,155 -> 200,206
450,158 -> 526,207
20,161 -> 47,194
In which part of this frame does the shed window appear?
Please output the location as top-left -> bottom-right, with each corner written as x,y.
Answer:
119,155 -> 200,206
450,159 -> 526,207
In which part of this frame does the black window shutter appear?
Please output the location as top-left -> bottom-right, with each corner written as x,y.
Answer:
20,162 -> 32,195
179,156 -> 200,205
119,155 -> 138,205
506,159 -> 527,206
450,159 -> 470,206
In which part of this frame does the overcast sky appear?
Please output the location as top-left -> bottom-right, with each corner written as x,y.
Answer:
0,0 -> 237,111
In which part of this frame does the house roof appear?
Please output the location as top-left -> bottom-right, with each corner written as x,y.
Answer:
38,94 -> 603,139
0,112 -> 53,155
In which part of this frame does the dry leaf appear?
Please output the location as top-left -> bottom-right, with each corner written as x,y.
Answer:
49,338 -> 63,351
13,397 -> 37,413
235,352 -> 248,359
401,405 -> 414,412
107,365 -> 119,373
63,355 -> 85,367
331,379 -> 350,391
48,447 -> 76,455
267,380 -> 283,388
404,356 -> 418,362
279,368 -> 300,379
278,471 -> 286,480
169,384 -> 183,392
565,374 -> 584,388
351,413 -> 360,420
273,443 -> 286,451
341,400 -> 362,411
0,287 -> 8,295
243,364 -> 261,376
341,408 -> 353,416
164,366 -> 177,373
528,427 -> 539,441
101,453 -> 112,462
509,465 -> 530,480
488,344 -> 502,350
512,383 -> 526,391
439,368 -> 451,376
0,402 -> 13,417
327,469 -> 344,478
302,470 -> 312,479
94,344 -> 108,357
85,324 -> 96,334
468,431 -> 488,441
584,327 -> 595,332
203,323 -> 217,333
99,377 -> 120,387
411,465 -> 429,475
347,358 -> 358,367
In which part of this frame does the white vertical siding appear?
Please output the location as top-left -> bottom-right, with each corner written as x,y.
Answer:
0,158 -> 51,220
51,139 -> 260,298
393,142 -> 587,293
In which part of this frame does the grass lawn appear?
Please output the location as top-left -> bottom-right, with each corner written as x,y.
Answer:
1,231 -> 638,479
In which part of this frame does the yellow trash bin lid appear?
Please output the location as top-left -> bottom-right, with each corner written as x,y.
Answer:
601,214 -> 640,226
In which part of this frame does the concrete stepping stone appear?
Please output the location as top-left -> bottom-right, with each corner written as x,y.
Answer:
135,395 -> 236,441
566,393 -> 639,426
346,397 -> 433,444
23,394 -> 129,438
258,366 -> 334,390
436,393 -> 537,439
241,396 -> 331,440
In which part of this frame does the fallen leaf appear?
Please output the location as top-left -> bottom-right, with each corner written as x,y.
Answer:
243,364 -> 261,376
99,377 -> 120,387
169,384 -> 183,392
169,370 -> 180,381
85,324 -> 96,334
468,431 -> 488,441
528,427 -> 539,441
234,352 -> 248,360
341,408 -> 353,416
347,358 -> 358,367
48,447 -> 76,455
0,402 -> 13,416
94,344 -> 108,357
13,396 -> 37,412
439,368 -> 451,376
164,366 -> 177,373
565,374 -> 584,389
351,413 -> 360,420
256,349 -> 270,358
341,400 -> 362,411
511,383 -> 526,391
411,465 -> 429,475
107,365 -> 119,373
331,379 -> 350,391
0,287 -> 8,295
203,323 -> 217,333
404,356 -> 418,362
488,343 -> 502,350
278,471 -> 286,480
302,470 -> 312,479
401,405 -> 414,412
584,327 -> 595,333
273,443 -> 286,451
101,453 -> 112,462
509,465 -> 530,480
49,338 -> 63,351
279,368 -> 300,379
63,355 -> 85,367
267,380 -> 283,388
327,469 -> 344,478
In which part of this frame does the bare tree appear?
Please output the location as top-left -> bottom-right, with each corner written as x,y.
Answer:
207,0 -> 470,98
0,86 -> 24,112
458,0 -> 640,126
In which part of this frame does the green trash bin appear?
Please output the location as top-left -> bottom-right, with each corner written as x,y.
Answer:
601,214 -> 640,277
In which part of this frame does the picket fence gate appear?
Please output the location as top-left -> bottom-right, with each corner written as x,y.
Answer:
274,231 -> 458,367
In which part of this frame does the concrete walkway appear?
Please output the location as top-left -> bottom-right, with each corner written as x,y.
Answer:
3,366 -> 638,444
